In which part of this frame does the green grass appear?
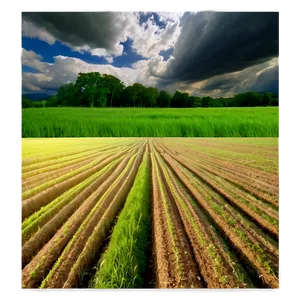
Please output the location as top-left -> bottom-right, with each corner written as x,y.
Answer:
93,151 -> 151,288
22,107 -> 278,137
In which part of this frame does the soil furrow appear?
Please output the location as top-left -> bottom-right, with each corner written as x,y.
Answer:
22,149 -> 131,220
21,153 -> 135,288
161,152 -> 279,288
161,150 -> 279,240
161,139 -> 279,180
150,145 -> 202,288
180,151 -> 278,206
22,156 -> 124,264
22,154 -> 103,192
62,148 -> 146,288
154,149 -> 253,288
40,151 -> 142,288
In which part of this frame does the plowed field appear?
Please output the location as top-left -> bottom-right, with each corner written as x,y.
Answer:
22,138 -> 279,289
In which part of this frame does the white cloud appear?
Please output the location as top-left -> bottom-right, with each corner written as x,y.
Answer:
22,12 -> 183,61
129,16 -> 182,58
156,12 -> 184,23
22,49 -> 168,92
21,49 -> 47,72
22,20 -> 56,45
104,56 -> 114,64
22,47 -> 278,97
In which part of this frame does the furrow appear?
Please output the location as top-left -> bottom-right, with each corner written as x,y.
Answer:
150,144 -> 202,288
161,152 -> 279,288
22,156 -> 125,265
21,152 -> 135,288
154,149 -> 253,288
22,149 -> 132,220
41,147 -> 144,288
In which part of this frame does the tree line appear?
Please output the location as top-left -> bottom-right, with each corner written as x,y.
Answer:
22,72 -> 279,108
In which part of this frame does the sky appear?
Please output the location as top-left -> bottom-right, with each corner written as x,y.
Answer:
21,11 -> 279,97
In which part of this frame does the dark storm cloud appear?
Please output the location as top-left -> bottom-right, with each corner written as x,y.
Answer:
164,11 -> 279,82
200,76 -> 238,92
252,65 -> 279,93
198,62 -> 279,96
22,12 -> 131,53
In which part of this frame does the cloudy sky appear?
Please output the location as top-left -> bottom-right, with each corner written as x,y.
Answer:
22,11 -> 278,97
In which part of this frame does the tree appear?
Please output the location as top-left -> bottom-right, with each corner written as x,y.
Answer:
190,96 -> 201,107
182,93 -> 192,107
200,96 -> 212,108
171,91 -> 183,107
121,86 -> 138,107
101,74 -> 125,107
145,87 -> 158,107
157,90 -> 171,107
53,72 -> 279,108
22,97 -> 32,108
75,72 -> 104,107
97,87 -> 109,107
45,95 -> 59,107
57,83 -> 78,106
132,83 -> 147,107
262,92 -> 272,106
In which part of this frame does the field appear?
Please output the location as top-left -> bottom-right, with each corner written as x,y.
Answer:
22,107 -> 279,137
21,137 -> 279,289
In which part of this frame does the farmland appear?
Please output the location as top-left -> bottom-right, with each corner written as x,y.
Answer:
22,107 -> 278,137
22,137 -> 279,289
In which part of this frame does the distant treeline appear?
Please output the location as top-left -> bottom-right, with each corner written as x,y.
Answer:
22,72 -> 279,109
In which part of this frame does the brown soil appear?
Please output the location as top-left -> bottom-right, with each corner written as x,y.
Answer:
22,146 -> 103,171
177,150 -> 280,206
62,149 -> 145,288
22,154 -> 134,288
22,151 -> 117,200
161,152 -> 279,288
22,139 -> 139,176
176,159 -> 279,273
161,139 -> 278,185
18,155 -> 99,194
190,139 -> 278,158
22,149 -> 102,178
154,149 -> 252,288
164,151 -> 279,240
223,206 -> 279,270
20,151 -> 106,184
22,150 -> 130,221
22,155 -> 124,262
151,151 -> 202,288
43,149 -> 144,288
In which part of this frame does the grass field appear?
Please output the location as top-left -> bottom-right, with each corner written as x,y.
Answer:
22,107 -> 278,137
22,137 -> 279,289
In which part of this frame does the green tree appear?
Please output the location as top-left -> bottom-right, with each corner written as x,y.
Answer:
57,83 -> 78,106
157,90 -> 171,107
102,74 -> 125,107
190,96 -> 201,107
132,83 -> 147,107
182,93 -> 192,107
75,72 -> 104,107
171,91 -> 182,107
145,87 -> 158,107
200,96 -> 212,108
262,92 -> 272,106
121,86 -> 138,107
22,97 -> 32,108
97,87 -> 109,107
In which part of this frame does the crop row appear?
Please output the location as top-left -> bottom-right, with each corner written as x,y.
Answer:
22,138 -> 279,288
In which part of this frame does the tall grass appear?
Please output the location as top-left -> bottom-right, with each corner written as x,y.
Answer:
93,151 -> 151,288
22,107 -> 279,137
